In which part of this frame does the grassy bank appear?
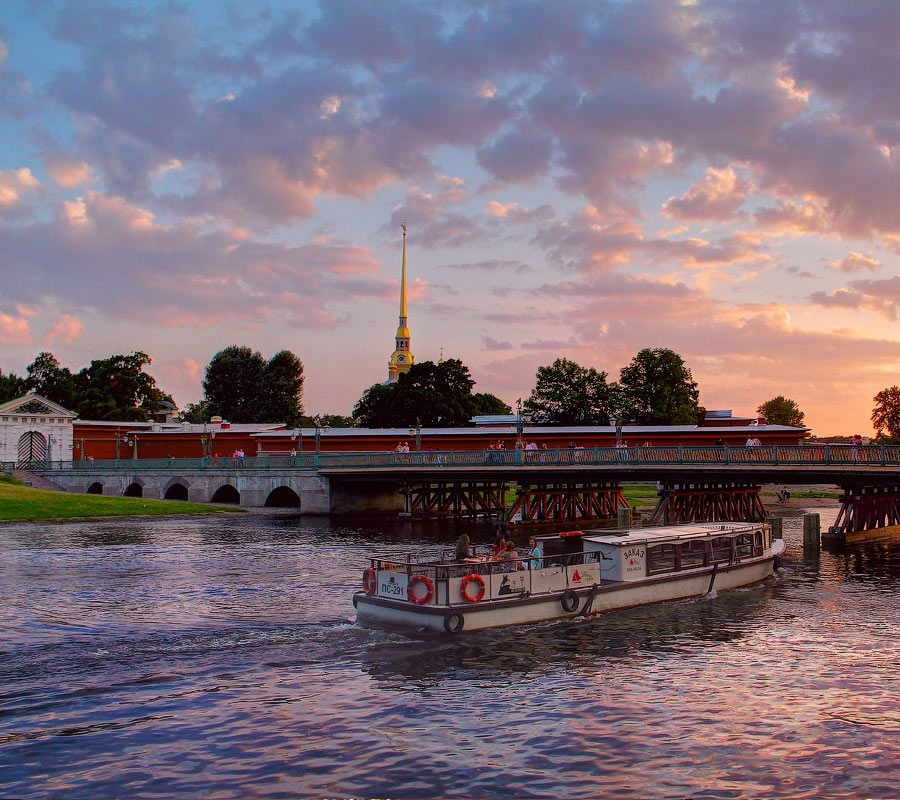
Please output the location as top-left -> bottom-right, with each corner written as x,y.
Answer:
0,475 -> 244,523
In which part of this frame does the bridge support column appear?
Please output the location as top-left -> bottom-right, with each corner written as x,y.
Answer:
648,482 -> 766,525
403,480 -> 508,520
506,481 -> 629,525
825,484 -> 900,543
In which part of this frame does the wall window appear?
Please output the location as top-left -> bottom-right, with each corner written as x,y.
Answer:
647,543 -> 676,574
680,539 -> 707,568
711,536 -> 733,562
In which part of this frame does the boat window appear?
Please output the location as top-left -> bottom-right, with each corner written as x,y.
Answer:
754,530 -> 764,554
679,539 -> 707,568
647,543 -> 676,574
736,533 -> 754,557
710,536 -> 733,562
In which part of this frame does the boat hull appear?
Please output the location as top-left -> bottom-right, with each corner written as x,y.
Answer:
355,553 -> 779,636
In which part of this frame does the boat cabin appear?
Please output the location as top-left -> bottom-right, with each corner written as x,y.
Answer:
362,522 -> 775,608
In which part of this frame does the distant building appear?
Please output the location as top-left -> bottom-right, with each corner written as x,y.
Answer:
387,224 -> 414,382
0,393 -> 75,465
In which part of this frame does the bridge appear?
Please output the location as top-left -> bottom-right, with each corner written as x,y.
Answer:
18,442 -> 900,543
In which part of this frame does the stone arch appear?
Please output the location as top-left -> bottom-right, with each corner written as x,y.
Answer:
123,482 -> 143,497
265,485 -> 301,508
87,481 -> 103,495
211,484 -> 240,504
164,482 -> 189,501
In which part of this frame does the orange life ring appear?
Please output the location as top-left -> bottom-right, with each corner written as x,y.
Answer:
460,573 -> 486,603
407,574 -> 434,605
362,567 -> 377,595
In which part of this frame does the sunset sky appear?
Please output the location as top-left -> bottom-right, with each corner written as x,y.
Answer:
3,1 -> 900,435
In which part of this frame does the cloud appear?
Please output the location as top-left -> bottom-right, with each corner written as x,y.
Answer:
44,155 -> 96,189
41,314 -> 86,346
0,308 -> 31,345
811,276 -> 900,320
485,201 -> 555,224
477,131 -> 554,184
828,252 -> 881,272
482,335 -> 513,351
0,191 -> 394,328
0,168 -> 40,215
662,166 -> 753,221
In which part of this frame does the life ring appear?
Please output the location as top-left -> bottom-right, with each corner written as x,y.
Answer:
561,588 -> 579,613
362,567 -> 377,595
443,612 -> 465,634
407,574 -> 434,605
460,573 -> 486,603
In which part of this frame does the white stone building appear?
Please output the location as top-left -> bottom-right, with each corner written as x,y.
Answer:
0,393 -> 76,466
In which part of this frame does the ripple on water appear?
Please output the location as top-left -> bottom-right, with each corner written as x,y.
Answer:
2,512 -> 900,798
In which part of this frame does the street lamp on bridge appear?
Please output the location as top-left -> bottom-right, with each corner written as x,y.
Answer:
516,398 -> 533,450
610,415 -> 623,448
314,416 -> 330,463
408,419 -> 421,451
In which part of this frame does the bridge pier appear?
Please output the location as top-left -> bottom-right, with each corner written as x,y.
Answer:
825,484 -> 900,544
507,481 -> 628,525
648,482 -> 766,525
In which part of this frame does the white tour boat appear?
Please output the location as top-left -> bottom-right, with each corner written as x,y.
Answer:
353,521 -> 785,635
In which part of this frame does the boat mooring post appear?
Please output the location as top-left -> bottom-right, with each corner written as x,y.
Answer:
766,516 -> 783,540
803,513 -> 820,549
617,507 -> 632,528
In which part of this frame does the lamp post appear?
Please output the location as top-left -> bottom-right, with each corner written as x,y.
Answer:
610,415 -> 622,447
314,416 -> 330,466
408,419 -> 422,451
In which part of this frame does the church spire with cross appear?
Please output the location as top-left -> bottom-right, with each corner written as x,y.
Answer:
387,223 -> 414,383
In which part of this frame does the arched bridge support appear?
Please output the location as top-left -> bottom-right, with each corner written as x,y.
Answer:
826,484 -> 900,543
649,482 -> 766,525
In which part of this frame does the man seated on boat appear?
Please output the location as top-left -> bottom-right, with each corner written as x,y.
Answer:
490,533 -> 507,559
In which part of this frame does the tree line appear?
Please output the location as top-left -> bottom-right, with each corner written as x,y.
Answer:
0,343 -> 840,432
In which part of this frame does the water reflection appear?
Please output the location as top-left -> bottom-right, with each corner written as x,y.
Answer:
2,509 -> 900,799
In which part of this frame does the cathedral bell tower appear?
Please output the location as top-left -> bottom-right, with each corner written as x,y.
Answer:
387,223 -> 414,382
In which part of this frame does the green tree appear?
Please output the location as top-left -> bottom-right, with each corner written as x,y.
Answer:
203,346 -> 267,423
180,400 -> 209,423
0,368 -> 26,404
524,358 -> 619,425
757,396 -> 806,427
260,350 -> 305,427
352,382 -> 397,427
71,352 -> 171,420
619,348 -> 704,425
471,392 -> 512,416
314,414 -> 356,428
872,386 -> 900,439
353,359 -> 485,427
25,352 -> 75,408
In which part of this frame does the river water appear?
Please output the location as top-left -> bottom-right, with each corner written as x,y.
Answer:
2,508 -> 900,799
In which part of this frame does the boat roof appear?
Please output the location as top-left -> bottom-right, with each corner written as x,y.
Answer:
577,522 -> 763,546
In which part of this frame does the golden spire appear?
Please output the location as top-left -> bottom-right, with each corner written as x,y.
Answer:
400,222 -> 407,320
387,222 -> 414,382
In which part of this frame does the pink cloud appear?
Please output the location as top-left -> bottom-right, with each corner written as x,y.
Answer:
662,166 -> 753,221
41,314 -> 85,346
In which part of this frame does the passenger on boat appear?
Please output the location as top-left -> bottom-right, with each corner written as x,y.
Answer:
526,537 -> 542,570
455,534 -> 473,561
490,533 -> 507,559
502,544 -> 525,572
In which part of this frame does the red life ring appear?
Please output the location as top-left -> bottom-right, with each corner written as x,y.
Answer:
460,573 -> 486,603
407,574 -> 434,605
362,567 -> 377,595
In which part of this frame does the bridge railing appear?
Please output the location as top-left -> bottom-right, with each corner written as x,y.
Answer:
10,443 -> 900,472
